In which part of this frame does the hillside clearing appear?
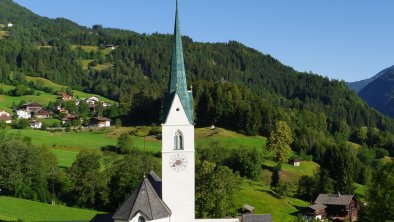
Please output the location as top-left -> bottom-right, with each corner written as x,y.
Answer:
24,76 -> 115,102
234,179 -> 309,221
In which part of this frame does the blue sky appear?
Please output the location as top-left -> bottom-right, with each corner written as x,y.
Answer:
14,0 -> 394,82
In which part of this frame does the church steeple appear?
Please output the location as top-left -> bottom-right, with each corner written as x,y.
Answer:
163,0 -> 193,124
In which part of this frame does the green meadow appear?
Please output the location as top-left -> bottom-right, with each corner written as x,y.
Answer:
0,92 -> 58,112
0,196 -> 100,221
234,179 -> 309,221
24,76 -> 115,102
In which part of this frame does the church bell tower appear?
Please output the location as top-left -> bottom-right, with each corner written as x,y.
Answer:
161,1 -> 195,222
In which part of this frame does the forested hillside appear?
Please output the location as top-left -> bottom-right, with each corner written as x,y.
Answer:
358,66 -> 394,118
0,1 -> 393,220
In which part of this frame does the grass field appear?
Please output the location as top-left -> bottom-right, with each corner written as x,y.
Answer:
0,196 -> 100,221
51,149 -> 80,168
0,91 -> 58,112
93,63 -> 113,71
0,84 -> 14,93
8,127 -> 267,168
8,128 -> 118,149
195,127 -> 266,150
80,59 -> 93,69
353,183 -> 367,202
234,179 -> 309,221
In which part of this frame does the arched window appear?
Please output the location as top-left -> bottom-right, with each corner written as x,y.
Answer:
174,130 -> 184,150
138,216 -> 146,222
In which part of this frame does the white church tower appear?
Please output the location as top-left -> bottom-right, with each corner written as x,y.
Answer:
161,0 -> 195,221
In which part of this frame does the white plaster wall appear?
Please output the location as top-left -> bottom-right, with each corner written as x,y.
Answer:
162,94 -> 195,222
195,219 -> 240,222
125,212 -> 170,222
16,110 -> 30,119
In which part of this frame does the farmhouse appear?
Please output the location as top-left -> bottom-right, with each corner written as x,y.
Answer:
15,102 -> 51,119
86,96 -> 100,104
0,110 -> 12,123
304,194 -> 361,221
91,117 -> 111,128
61,114 -> 77,124
21,102 -> 43,112
59,93 -> 73,101
34,108 -> 51,118
15,109 -> 31,119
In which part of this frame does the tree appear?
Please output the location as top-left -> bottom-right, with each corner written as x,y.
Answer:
229,147 -> 262,180
117,133 -> 134,154
364,162 -> 394,221
323,143 -> 357,194
107,151 -> 160,210
268,121 -> 293,164
195,161 -> 241,218
68,150 -> 108,209
0,139 -> 57,202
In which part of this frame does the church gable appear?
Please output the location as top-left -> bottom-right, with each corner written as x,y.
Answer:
164,93 -> 191,125
112,175 -> 171,221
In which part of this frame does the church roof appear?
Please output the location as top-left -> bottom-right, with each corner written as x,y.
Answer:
163,0 -> 193,124
112,174 -> 171,221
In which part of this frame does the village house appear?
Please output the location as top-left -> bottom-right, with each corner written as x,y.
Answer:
304,194 -> 361,222
15,109 -> 31,119
15,102 -> 51,119
29,120 -> 42,129
90,117 -> 111,128
59,93 -> 73,101
34,108 -> 51,118
0,110 -> 12,124
7,23 -> 13,28
86,96 -> 100,105
61,114 -> 77,124
105,44 -> 117,50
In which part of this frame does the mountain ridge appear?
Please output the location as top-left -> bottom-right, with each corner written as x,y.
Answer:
347,65 -> 394,93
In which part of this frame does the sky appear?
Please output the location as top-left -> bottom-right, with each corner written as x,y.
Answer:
13,0 -> 394,82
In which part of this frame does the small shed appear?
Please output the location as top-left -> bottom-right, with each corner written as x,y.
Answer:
242,204 -> 255,214
292,159 -> 301,167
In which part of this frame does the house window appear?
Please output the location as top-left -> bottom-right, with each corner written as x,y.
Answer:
174,130 -> 184,150
138,216 -> 146,222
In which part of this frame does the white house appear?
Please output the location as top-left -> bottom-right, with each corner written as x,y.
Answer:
16,109 -> 31,119
91,117 -> 111,128
29,121 -> 42,129
0,110 -> 12,124
86,96 -> 99,104
7,23 -> 13,28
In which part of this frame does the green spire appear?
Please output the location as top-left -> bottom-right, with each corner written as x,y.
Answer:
168,0 -> 187,93
163,0 -> 193,124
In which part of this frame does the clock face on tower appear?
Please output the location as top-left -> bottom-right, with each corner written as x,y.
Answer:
169,154 -> 188,172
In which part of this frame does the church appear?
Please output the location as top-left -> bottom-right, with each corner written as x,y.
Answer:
104,1 -> 267,222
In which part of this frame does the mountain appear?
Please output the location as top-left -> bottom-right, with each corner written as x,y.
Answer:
359,66 -> 394,118
347,65 -> 394,93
